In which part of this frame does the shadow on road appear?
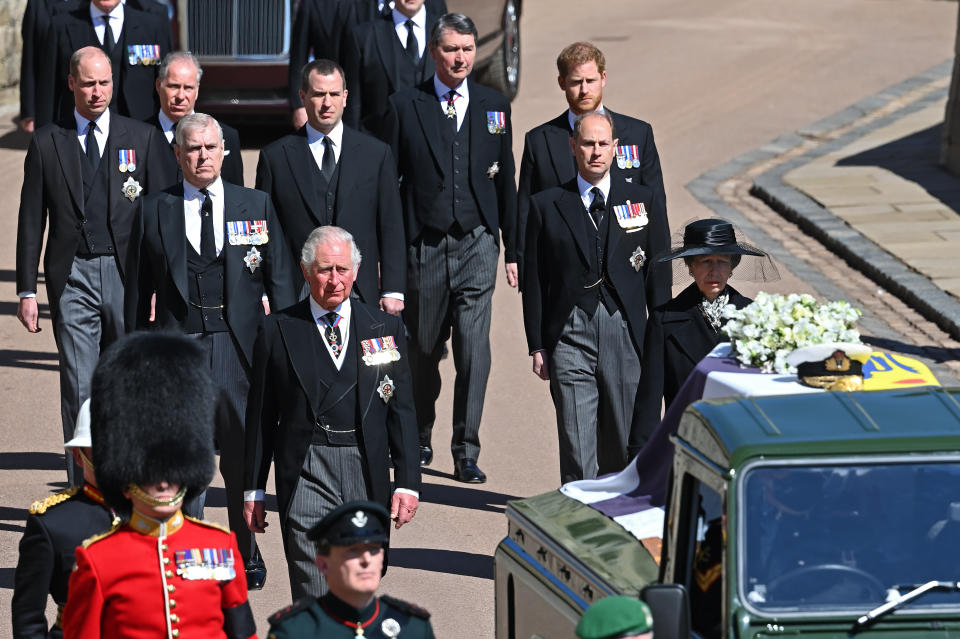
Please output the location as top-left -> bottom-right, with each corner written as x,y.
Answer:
0,505 -> 29,522
0,522 -> 25,534
0,126 -> 30,151
0,451 -> 65,471
390,547 -> 493,580
862,335 -> 960,363
0,567 -> 13,589
837,123 -> 960,214
420,473 -> 520,514
0,269 -> 19,282
0,349 -> 59,371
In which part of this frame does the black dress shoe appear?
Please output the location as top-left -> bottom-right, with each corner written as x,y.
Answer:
454,458 -> 486,483
245,557 -> 267,591
419,445 -> 433,467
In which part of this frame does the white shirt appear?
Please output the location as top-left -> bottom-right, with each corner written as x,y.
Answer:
310,295 -> 352,370
158,109 -> 178,144
243,294 -> 418,501
18,108 -> 110,298
567,103 -> 606,131
183,178 -> 225,256
90,1 -> 123,47
433,74 -> 469,132
577,172 -> 611,230
392,6 -> 426,58
305,121 -> 343,171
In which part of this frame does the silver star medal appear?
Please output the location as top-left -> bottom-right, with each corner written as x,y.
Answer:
121,177 -> 142,202
381,618 -> 401,637
629,246 -> 646,272
487,161 -> 500,179
377,375 -> 395,403
243,247 -> 262,273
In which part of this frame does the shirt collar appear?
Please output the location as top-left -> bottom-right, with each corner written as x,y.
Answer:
74,107 -> 110,132
567,103 -> 605,131
90,0 -> 123,21
434,74 -> 469,102
577,172 -> 611,202
158,109 -> 186,135
392,5 -> 426,28
309,295 -> 352,324
128,509 -> 184,538
184,176 -> 224,200
306,120 -> 344,148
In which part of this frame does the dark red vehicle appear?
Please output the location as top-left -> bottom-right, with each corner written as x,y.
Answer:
158,0 -> 520,119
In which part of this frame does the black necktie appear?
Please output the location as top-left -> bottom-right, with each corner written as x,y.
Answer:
589,187 -> 605,228
199,189 -> 216,261
322,312 -> 343,357
405,20 -> 419,63
85,120 -> 100,171
320,136 -> 336,183
169,120 -> 177,148
102,15 -> 115,54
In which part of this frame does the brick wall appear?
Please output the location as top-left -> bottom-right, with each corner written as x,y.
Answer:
0,0 -> 26,110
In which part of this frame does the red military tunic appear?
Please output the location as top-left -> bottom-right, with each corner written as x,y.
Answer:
63,509 -> 256,639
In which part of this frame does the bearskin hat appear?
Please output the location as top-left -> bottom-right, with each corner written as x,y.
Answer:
90,332 -> 217,518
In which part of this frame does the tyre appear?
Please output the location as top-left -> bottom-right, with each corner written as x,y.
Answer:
481,0 -> 520,100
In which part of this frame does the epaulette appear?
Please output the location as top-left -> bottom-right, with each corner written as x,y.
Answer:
81,520 -> 122,548
268,598 -> 313,625
29,486 -> 79,515
380,594 -> 431,620
184,515 -> 231,534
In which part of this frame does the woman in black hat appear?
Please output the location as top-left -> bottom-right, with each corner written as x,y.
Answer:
630,219 -> 778,453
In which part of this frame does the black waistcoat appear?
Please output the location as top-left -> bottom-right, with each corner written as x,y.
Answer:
308,151 -> 341,226
312,329 -> 360,446
184,242 -> 228,333
427,106 -> 482,234
78,142 -> 114,255
574,206 -> 619,317
107,26 -> 127,113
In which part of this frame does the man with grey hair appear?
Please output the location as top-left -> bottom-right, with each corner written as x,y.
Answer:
17,45 -> 171,486
244,225 -> 421,599
149,50 -> 244,185
382,13 -> 517,483
124,111 -> 297,589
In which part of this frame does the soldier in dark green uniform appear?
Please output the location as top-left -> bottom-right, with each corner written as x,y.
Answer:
266,501 -> 435,638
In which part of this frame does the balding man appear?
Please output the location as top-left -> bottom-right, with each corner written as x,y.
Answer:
16,46 -> 171,487
125,112 -> 297,589
521,111 -> 669,484
149,50 -> 244,186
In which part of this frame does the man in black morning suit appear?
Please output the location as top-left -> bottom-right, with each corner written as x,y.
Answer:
244,226 -> 421,599
16,46 -> 171,487
340,0 -> 441,135
381,13 -> 517,483
37,0 -> 172,127
124,113 -> 297,590
148,51 -> 244,186
515,42 -> 666,287
257,59 -> 405,314
287,0 -> 446,129
522,111 -> 671,484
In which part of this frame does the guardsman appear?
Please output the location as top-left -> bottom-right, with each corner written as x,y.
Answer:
266,500 -> 435,638
576,596 -> 654,639
12,399 -> 118,639
61,332 -> 257,639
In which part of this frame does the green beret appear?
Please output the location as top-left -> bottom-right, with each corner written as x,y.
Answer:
575,596 -> 653,639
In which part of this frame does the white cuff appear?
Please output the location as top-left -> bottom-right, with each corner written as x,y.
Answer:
381,292 -> 404,301
18,292 -> 36,299
244,489 -> 265,502
393,487 -> 419,499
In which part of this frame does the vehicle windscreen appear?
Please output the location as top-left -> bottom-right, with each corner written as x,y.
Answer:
741,459 -> 960,613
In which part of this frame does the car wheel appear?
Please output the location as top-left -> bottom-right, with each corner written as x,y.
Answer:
483,0 -> 520,100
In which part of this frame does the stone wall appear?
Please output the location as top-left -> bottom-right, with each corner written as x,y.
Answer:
0,0 -> 26,111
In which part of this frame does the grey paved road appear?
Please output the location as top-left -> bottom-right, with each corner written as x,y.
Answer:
0,1 -> 955,637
